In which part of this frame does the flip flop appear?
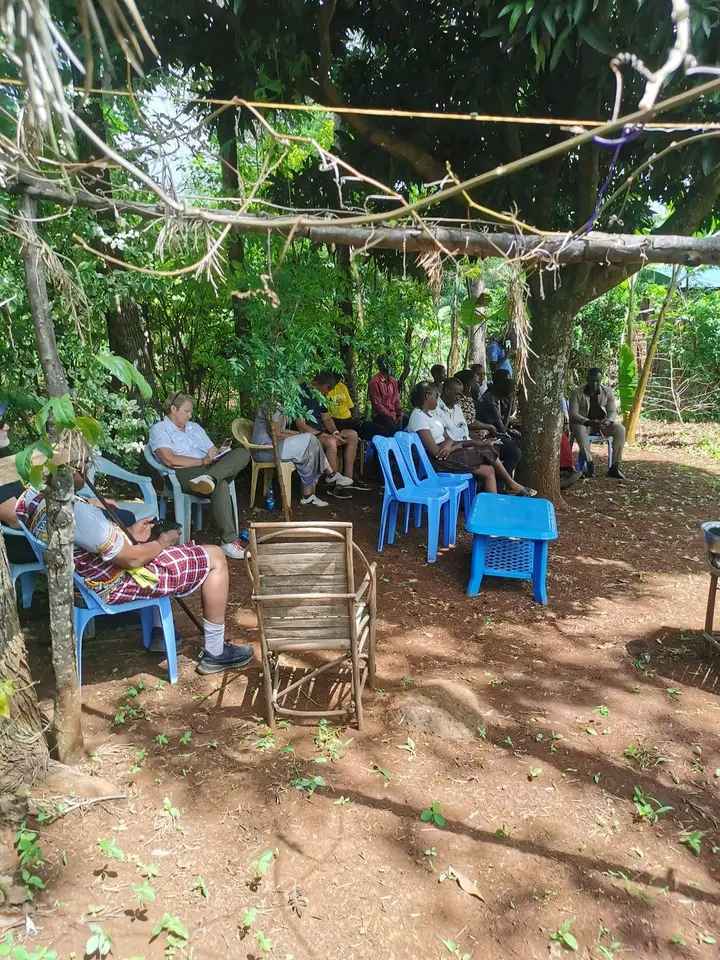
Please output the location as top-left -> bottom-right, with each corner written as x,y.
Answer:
512,486 -> 537,497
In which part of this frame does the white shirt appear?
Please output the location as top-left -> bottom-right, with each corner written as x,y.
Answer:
407,407 -> 445,444
149,416 -> 213,460
436,398 -> 469,441
74,498 -> 124,560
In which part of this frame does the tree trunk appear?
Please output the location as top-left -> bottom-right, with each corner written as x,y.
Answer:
74,84 -> 158,392
447,277 -> 461,375
0,531 -> 49,819
43,467 -> 84,762
106,298 -> 157,397
335,246 -> 359,399
398,319 -> 414,395
518,276 -> 583,501
19,193 -> 84,763
467,277 -> 486,365
217,104 -> 250,340
626,268 -> 680,443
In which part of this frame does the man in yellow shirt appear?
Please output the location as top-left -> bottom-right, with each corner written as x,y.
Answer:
326,376 -> 355,423
325,371 -> 374,442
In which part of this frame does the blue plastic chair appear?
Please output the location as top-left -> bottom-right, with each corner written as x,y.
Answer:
80,455 -> 159,521
373,435 -> 451,564
19,521 -> 178,686
2,523 -> 45,608
465,493 -> 558,604
394,431 -> 473,547
144,444 -> 238,544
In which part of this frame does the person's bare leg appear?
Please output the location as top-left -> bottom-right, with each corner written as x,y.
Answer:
475,465 -> 497,493
340,429 -> 358,478
494,459 -> 526,493
320,435 -> 339,473
199,544 -> 229,623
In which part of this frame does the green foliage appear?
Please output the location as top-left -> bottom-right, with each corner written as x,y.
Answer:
617,343 -> 638,415
679,830 -> 704,856
250,848 -> 277,879
97,837 -> 125,861
15,824 -> 44,898
133,879 -> 157,907
150,914 -> 189,957
420,801 -> 447,828
631,786 -> 672,824
0,932 -> 57,960
84,925 -> 112,959
550,918 -> 579,952
0,678 -> 14,719
313,719 -> 352,761
96,353 -> 151,399
290,775 -> 326,795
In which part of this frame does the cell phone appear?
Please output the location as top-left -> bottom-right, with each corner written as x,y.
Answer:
150,520 -> 182,541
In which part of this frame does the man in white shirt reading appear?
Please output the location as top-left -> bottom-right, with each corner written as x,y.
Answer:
149,392 -> 250,559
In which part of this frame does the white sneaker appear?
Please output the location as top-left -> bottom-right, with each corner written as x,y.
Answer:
300,494 -> 328,507
221,539 -> 246,559
189,474 -> 215,495
328,472 -> 353,487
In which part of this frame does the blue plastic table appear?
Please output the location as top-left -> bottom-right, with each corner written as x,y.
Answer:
465,493 -> 558,604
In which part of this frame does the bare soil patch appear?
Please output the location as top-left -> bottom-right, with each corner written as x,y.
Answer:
4,422 -> 720,960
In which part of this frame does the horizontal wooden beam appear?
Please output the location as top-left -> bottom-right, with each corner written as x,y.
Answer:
7,168 -> 720,267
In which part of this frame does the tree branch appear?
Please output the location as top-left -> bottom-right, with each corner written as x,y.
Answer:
10,170 -> 720,267
316,0 -> 447,184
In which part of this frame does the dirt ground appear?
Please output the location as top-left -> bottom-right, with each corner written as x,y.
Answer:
4,420 -> 720,960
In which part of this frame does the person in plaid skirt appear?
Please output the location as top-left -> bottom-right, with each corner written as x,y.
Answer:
16,474 -> 253,676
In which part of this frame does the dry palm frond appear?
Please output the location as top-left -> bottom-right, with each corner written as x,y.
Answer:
15,200 -> 90,331
507,266 -> 535,397
0,0 -> 157,149
416,249 -> 443,299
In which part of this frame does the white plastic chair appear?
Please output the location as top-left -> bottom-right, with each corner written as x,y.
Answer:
143,445 -> 238,544
80,455 -> 159,521
577,434 -> 613,472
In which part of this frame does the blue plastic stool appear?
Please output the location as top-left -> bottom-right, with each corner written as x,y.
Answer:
373,435 -> 451,563
394,431 -> 473,547
465,493 -> 557,604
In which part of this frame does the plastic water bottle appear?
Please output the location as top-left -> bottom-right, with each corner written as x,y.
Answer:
264,484 -> 276,511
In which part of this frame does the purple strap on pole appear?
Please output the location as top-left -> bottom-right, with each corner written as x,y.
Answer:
579,126 -> 644,234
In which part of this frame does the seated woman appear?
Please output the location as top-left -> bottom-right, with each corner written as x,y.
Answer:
407,381 -> 535,496
453,370 -> 498,440
14,443 -> 253,676
252,408 -> 341,507
149,392 -> 250,559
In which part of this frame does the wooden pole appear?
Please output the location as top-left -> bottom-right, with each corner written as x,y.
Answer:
625,266 -> 680,443
19,192 -> 84,763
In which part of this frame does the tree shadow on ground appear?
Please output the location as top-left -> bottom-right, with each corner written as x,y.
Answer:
17,442 -> 720,958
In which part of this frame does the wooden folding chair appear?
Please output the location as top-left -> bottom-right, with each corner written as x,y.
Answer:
246,522 -> 377,729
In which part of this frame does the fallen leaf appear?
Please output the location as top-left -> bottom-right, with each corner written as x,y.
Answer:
448,866 -> 485,902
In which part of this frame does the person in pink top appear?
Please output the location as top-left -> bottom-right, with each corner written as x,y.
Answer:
368,356 -> 403,437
